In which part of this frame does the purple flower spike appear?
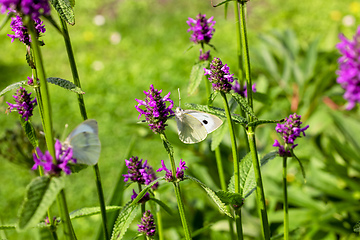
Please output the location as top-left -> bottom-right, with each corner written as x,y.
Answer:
199,49 -> 210,61
31,140 -> 77,176
7,15 -> 45,45
135,85 -> 174,134
232,80 -> 257,98
0,0 -> 50,18
204,57 -> 234,93
187,13 -> 215,45
131,189 -> 150,204
336,26 -> 360,110
138,210 -> 156,237
157,159 -> 188,182
123,156 -> 159,189
273,113 -> 309,157
7,86 -> 37,121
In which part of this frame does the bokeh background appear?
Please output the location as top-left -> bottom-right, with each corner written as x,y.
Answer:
1,0 -> 360,239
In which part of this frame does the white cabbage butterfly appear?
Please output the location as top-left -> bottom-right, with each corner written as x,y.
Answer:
63,119 -> 101,165
175,107 -> 223,144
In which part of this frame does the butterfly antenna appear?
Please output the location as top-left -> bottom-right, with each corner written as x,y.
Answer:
178,88 -> 181,107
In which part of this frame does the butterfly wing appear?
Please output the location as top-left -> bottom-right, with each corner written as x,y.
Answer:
184,110 -> 223,133
65,119 -> 101,165
175,113 -> 208,144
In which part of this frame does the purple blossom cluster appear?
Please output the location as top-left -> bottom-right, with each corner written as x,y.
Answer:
157,159 -> 188,182
336,26 -> 360,110
32,140 -> 77,176
273,113 -> 309,157
131,189 -> 150,204
232,80 -> 257,98
7,15 -> 45,45
199,49 -> 210,61
123,156 -> 158,189
0,0 -> 50,18
187,13 -> 215,45
138,210 -> 156,237
135,85 -> 174,134
7,86 -> 37,121
204,57 -> 234,93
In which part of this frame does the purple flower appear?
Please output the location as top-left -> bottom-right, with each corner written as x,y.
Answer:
204,57 -> 234,93
157,159 -> 188,182
199,49 -> 210,61
7,15 -> 45,45
0,0 -> 50,18
187,13 -> 215,45
123,156 -> 159,190
232,80 -> 257,98
138,210 -> 156,237
131,189 -> 150,204
273,113 -> 309,157
135,85 -> 174,134
32,139 -> 77,176
336,26 -> 360,110
7,86 -> 37,121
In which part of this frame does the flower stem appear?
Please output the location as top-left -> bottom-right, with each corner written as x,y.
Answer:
233,0 -> 243,81
160,133 -> 191,240
220,92 -> 243,239
28,18 -> 77,240
247,129 -> 271,240
59,16 -> 109,240
154,191 -> 164,240
283,156 -> 289,240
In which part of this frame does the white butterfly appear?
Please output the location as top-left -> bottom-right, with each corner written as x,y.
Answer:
175,107 -> 223,144
63,119 -> 101,165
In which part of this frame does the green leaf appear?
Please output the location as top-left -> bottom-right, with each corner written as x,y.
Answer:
249,118 -> 284,128
18,176 -> 64,231
131,178 -> 163,205
188,61 -> 209,96
303,38 -> 319,81
185,103 -> 247,125
253,92 -> 271,105
185,175 -> 232,218
353,220 -> 360,233
70,206 -> 122,220
210,121 -> 228,151
212,0 -> 234,7
47,77 -> 84,94
0,11 -> 13,31
230,93 -> 258,120
0,224 -> 16,230
49,0 -> 75,25
111,203 -> 139,240
19,118 -> 39,148
67,163 -> 88,174
215,190 -> 243,206
0,81 -> 26,97
290,150 -> 306,182
208,91 -> 218,106
149,198 -> 173,216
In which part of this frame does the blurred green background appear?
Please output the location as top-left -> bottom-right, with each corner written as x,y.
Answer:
1,0 -> 360,239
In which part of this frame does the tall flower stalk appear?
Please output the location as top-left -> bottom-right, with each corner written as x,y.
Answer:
58,16 -> 109,240
205,58 -> 243,239
136,85 -> 191,239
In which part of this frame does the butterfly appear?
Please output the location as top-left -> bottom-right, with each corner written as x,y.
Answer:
174,107 -> 223,144
63,119 -> 101,165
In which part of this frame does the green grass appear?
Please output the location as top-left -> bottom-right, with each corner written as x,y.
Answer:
1,0 -> 360,239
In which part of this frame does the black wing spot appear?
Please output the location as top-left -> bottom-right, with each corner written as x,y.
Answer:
202,120 -> 208,125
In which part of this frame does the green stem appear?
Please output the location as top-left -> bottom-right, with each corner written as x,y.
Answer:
59,16 -> 109,240
239,1 -> 253,109
28,19 -> 76,240
247,129 -> 270,240
154,192 -> 164,240
233,0 -> 243,82
283,157 -> 289,240
57,190 -> 77,240
220,92 -> 243,240
160,133 -> 191,240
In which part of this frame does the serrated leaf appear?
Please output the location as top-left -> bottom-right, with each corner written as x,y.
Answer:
0,81 -> 26,97
0,224 -> 16,230
18,176 -> 64,231
149,198 -> 173,216
211,121 -> 228,151
19,118 -> 39,148
160,133 -> 174,156
70,206 -> 122,220
353,220 -> 360,233
185,175 -> 232,218
131,178 -> 163,205
49,0 -> 75,25
185,103 -> 247,125
231,93 -> 257,120
67,163 -> 88,174
111,203 -> 139,240
188,61 -> 209,96
249,118 -> 284,128
47,77 -> 84,94
215,190 -> 243,206
208,91 -> 218,106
